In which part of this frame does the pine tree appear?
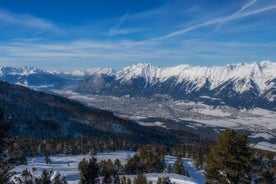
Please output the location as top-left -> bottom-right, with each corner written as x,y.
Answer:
127,178 -> 132,184
113,173 -> 120,184
0,109 -> 12,183
174,154 -> 185,175
255,154 -> 276,184
114,158 -> 122,174
78,157 -> 99,184
125,154 -> 145,174
45,151 -> 51,164
121,176 -> 127,184
37,169 -> 52,184
138,145 -> 166,173
157,176 -> 171,184
157,177 -> 162,184
54,176 -> 68,184
133,173 -> 147,184
14,169 -> 34,184
99,159 -> 115,184
167,165 -> 173,173
205,129 -> 252,184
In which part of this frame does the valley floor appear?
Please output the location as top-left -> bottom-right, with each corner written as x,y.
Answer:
53,90 -> 276,152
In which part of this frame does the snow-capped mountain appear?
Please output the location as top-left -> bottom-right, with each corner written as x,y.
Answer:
0,61 -> 275,110
0,66 -> 43,76
0,66 -> 69,89
50,68 -> 116,80
73,61 -> 276,110
115,61 -> 275,94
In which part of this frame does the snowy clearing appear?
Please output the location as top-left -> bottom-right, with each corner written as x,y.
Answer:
249,133 -> 273,140
11,151 -> 205,184
250,142 -> 276,152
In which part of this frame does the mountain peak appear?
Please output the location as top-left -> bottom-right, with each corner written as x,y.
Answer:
0,66 -> 45,76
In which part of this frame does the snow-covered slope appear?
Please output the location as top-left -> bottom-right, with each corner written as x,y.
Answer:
0,66 -> 45,76
0,66 -> 68,89
73,61 -> 276,110
50,68 -> 115,79
115,61 -> 276,94
1,61 -> 275,110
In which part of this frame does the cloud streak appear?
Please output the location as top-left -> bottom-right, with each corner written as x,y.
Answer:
1,37 -> 275,70
216,0 -> 257,30
108,12 -> 148,36
0,9 -> 62,33
157,1 -> 276,40
108,12 -> 128,36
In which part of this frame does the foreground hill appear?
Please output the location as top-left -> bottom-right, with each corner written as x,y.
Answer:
0,81 -> 199,143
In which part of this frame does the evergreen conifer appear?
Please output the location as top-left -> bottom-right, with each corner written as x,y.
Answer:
205,129 -> 252,184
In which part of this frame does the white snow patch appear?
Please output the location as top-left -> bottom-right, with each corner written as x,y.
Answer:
12,152 -> 136,184
249,133 -> 273,140
199,107 -> 231,117
50,170 -> 60,181
137,121 -> 167,128
250,142 -> 276,152
165,156 -> 205,184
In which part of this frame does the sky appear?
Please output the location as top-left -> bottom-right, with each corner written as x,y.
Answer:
0,0 -> 276,71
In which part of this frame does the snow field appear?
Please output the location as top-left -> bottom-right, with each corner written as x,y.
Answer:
12,151 -> 205,184
249,133 -> 273,140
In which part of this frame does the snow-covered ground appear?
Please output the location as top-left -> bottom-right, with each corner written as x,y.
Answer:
250,142 -> 276,152
11,152 -> 205,184
249,133 -> 273,140
165,156 -> 205,184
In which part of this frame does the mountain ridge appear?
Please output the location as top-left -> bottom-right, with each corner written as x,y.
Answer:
71,61 -> 276,110
0,61 -> 275,110
2,61 -> 275,93
114,61 -> 276,92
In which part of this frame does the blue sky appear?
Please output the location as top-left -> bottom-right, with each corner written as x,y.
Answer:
0,0 -> 276,70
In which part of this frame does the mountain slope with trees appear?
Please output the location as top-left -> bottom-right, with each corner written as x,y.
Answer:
0,81 -> 200,144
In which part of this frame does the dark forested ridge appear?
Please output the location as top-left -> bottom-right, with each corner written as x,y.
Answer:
0,81 -> 200,144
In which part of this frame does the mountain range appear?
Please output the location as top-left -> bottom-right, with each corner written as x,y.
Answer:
1,61 -> 275,110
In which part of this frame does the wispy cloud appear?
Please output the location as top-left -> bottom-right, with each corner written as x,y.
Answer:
1,37 -> 275,70
0,9 -> 62,33
108,27 -> 148,36
158,0 -> 276,40
110,12 -> 129,30
216,0 -> 258,30
234,0 -> 258,16
108,12 -> 148,36
108,12 -> 128,36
